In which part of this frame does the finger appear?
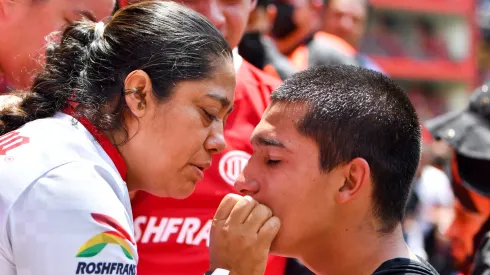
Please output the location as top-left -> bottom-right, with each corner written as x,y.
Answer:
243,204 -> 273,233
258,216 -> 281,245
227,195 -> 258,224
213,193 -> 243,222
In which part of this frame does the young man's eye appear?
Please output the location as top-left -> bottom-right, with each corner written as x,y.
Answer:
267,159 -> 281,166
202,108 -> 218,122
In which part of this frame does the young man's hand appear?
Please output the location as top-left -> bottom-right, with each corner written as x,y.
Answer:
209,194 -> 280,275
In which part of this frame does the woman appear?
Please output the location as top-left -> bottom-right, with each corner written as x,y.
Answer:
0,2 -> 278,275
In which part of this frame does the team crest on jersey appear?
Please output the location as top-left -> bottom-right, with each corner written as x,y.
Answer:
218,150 -> 251,186
0,131 -> 29,159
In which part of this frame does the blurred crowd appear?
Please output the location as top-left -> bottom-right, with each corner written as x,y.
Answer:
1,0 -> 490,275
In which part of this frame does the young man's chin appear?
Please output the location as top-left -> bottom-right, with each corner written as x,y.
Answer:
269,236 -> 296,257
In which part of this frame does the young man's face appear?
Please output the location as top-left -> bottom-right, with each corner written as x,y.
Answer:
172,0 -> 257,49
234,102 -> 347,256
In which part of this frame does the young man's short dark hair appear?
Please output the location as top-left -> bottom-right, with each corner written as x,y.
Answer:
271,65 -> 421,232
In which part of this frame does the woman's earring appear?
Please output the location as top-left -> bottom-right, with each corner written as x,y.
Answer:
125,88 -> 146,110
137,102 -> 145,110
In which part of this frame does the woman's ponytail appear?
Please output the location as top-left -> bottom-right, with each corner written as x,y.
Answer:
0,17 -> 100,135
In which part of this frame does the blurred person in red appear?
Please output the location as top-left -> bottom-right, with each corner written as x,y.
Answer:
269,0 -> 358,71
445,164 -> 488,274
118,0 -> 288,274
426,83 -> 490,275
0,0 -> 115,93
321,0 -> 383,72
238,0 -> 297,80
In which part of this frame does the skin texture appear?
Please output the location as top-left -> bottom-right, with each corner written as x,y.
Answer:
0,0 -> 115,89
117,62 -> 236,199
322,0 -> 366,49
166,0 -> 257,49
235,102 -> 415,275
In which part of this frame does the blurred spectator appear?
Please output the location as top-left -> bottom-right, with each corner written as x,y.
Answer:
269,0 -> 358,71
403,126 -> 454,264
446,199 -> 487,274
322,0 -> 383,72
410,18 -> 449,60
407,84 -> 449,121
427,83 -> 490,275
362,14 -> 406,57
0,0 -> 115,93
238,0 -> 297,79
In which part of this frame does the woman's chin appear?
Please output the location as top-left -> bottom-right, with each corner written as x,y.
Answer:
168,180 -> 198,199
145,179 -> 199,199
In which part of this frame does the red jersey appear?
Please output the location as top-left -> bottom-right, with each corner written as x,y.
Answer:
131,57 -> 286,275
0,72 -> 8,94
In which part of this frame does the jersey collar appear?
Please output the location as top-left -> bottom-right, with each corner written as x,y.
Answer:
233,48 -> 243,72
64,106 -> 127,182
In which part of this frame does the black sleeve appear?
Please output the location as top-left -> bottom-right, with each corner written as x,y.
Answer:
284,258 -> 314,275
471,233 -> 490,275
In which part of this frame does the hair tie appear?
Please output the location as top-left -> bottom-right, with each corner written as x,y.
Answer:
94,22 -> 105,40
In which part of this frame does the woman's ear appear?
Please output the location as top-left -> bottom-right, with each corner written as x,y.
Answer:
123,70 -> 152,118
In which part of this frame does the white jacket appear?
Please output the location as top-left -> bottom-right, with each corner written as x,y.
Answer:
0,113 -> 136,275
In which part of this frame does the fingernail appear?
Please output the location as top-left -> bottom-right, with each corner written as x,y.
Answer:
244,195 -> 254,202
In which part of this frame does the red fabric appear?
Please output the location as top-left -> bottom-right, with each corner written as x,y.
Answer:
63,106 -> 127,181
131,61 -> 286,275
421,125 -> 434,145
118,0 -> 128,7
0,72 -> 8,94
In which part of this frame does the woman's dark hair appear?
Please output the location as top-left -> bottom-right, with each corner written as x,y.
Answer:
0,1 -> 232,136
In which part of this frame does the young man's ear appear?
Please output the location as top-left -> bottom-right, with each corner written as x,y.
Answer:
336,158 -> 370,203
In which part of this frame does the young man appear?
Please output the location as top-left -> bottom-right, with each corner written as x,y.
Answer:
118,0 -> 288,274
227,65 -> 438,274
0,0 -> 115,93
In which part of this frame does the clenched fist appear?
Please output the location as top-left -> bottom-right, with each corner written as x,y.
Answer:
209,194 -> 280,275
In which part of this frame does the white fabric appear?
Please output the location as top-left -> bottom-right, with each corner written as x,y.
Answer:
0,113 -> 136,275
406,165 -> 454,260
232,48 -> 243,73
416,165 -> 454,208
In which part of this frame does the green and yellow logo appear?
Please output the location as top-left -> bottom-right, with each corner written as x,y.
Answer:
76,213 -> 135,260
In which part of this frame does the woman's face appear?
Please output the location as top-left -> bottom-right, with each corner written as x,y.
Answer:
120,58 -> 236,199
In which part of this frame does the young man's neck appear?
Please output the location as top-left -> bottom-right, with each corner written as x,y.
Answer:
299,224 -> 414,275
